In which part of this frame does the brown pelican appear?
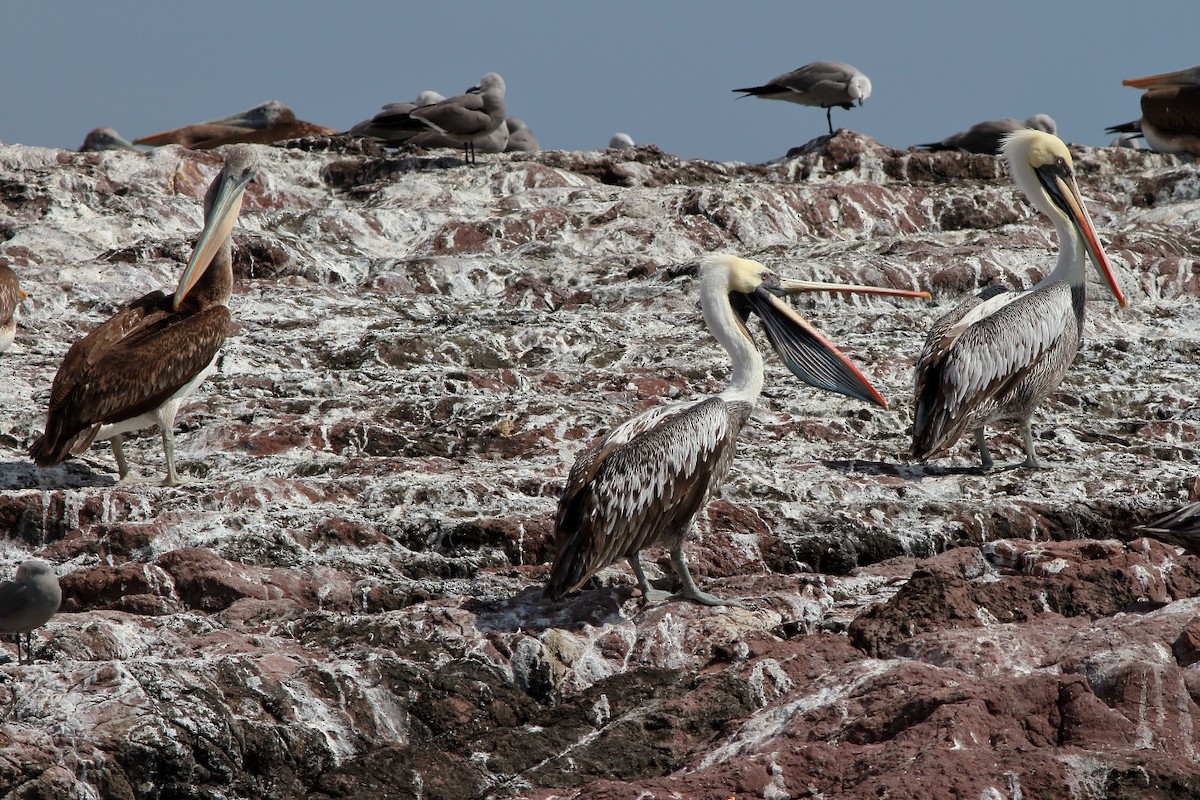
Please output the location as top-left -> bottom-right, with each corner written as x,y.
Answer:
79,127 -> 137,153
912,129 -> 1127,470
0,560 -> 61,665
1137,501 -> 1200,557
1105,65 -> 1200,158
364,73 -> 507,163
734,61 -> 872,135
1,264 -> 26,353
134,100 -> 334,150
916,114 -> 1056,155
545,253 -> 930,606
29,145 -> 259,485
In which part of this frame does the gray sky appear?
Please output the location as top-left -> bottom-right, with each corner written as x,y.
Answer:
2,1 -> 1194,163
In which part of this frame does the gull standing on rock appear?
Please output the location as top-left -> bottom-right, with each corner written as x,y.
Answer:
911,130 -> 1126,470
365,73 -> 507,163
0,560 -> 62,666
916,115 -> 1056,155
29,146 -> 260,486
545,254 -> 930,607
734,61 -> 872,135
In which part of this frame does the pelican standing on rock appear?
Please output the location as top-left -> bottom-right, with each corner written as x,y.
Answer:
734,61 -> 872,135
1106,65 -> 1200,157
0,560 -> 61,665
545,253 -> 930,606
911,130 -> 1126,470
1,264 -> 26,353
29,145 -> 260,485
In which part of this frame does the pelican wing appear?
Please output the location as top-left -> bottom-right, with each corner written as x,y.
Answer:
913,283 -> 1075,459
1142,86 -> 1200,136
30,299 -> 230,465
545,397 -> 749,598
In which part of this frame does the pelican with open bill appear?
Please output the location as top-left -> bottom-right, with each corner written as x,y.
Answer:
911,129 -> 1126,470
29,145 -> 260,485
544,253 -> 930,607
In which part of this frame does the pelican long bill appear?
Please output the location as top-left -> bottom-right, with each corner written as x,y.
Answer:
745,285 -> 888,409
173,165 -> 254,310
1033,165 -> 1127,308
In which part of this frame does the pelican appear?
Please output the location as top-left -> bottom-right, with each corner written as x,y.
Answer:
1,264 -> 26,353
911,130 -> 1126,470
0,560 -> 61,665
1137,502 -> 1200,557
364,73 -> 507,163
544,253 -> 930,606
29,145 -> 259,485
733,61 -> 872,135
1106,65 -> 1200,157
79,127 -> 137,153
916,114 -> 1056,155
134,100 -> 334,150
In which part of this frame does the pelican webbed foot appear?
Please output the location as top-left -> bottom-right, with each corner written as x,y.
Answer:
670,545 -> 748,609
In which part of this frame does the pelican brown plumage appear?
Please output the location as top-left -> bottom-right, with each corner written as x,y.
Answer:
733,61 -> 872,135
134,101 -> 334,150
544,253 -> 930,607
912,129 -> 1127,470
29,145 -> 260,485
1,264 -> 26,353
1105,65 -> 1200,158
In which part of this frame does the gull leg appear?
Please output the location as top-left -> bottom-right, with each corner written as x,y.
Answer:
629,553 -> 671,604
670,544 -> 746,608
1019,420 -> 1046,469
973,427 -> 994,470
826,107 -> 834,135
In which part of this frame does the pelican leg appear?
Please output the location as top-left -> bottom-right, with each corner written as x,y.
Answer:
161,427 -> 183,487
629,554 -> 671,604
973,427 -> 995,471
670,544 -> 747,608
1019,420 -> 1046,470
110,435 -> 133,482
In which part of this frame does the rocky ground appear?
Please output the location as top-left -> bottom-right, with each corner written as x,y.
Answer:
0,131 -> 1197,798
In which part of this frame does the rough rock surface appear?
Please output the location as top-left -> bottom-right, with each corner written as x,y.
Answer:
0,132 -> 1198,798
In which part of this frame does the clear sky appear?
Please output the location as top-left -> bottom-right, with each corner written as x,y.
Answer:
2,1 -> 1194,163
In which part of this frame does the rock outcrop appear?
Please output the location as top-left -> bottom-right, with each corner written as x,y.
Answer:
0,132 -> 1198,798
